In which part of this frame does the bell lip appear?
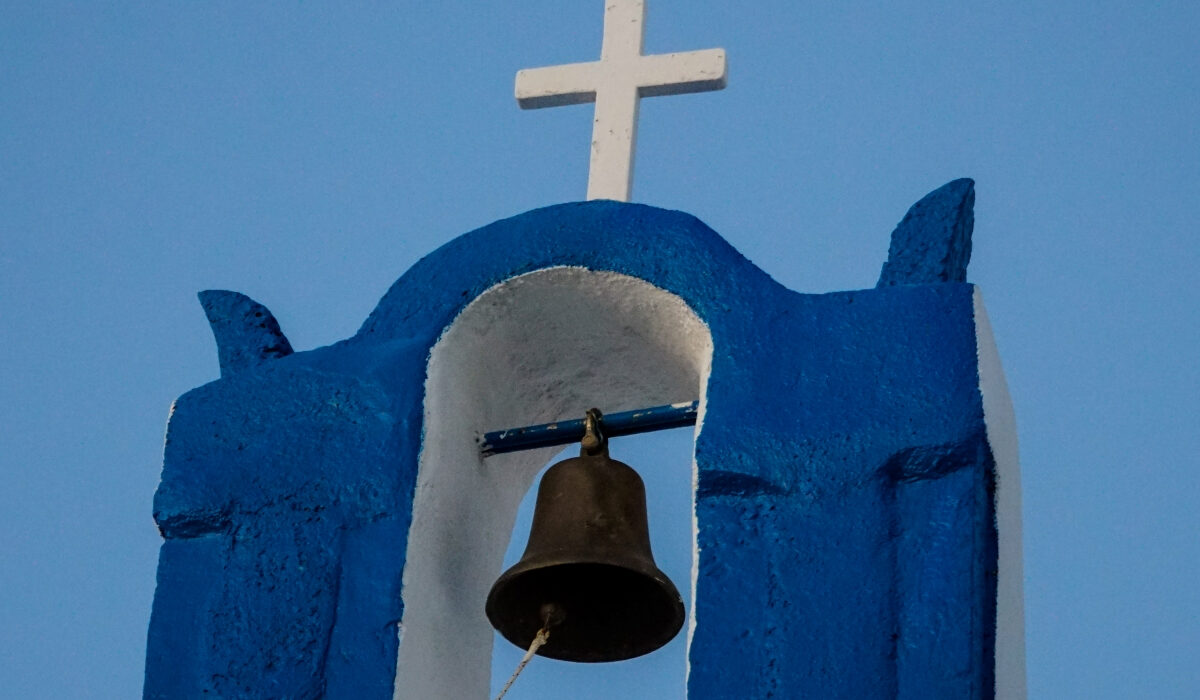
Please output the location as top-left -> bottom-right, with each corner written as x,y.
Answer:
485,559 -> 686,663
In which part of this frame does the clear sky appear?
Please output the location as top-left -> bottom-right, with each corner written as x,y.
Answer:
2,1 -> 1197,698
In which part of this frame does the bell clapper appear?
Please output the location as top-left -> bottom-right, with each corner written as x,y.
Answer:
540,602 -> 566,629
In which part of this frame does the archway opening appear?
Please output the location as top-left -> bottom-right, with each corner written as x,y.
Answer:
394,267 -> 712,699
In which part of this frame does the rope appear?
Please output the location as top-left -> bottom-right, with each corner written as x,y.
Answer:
493,625 -> 551,700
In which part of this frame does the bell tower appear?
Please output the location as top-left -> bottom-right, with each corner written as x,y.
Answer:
143,2 -> 1023,698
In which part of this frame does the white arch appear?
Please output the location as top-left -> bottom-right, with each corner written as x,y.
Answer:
393,267 -> 714,699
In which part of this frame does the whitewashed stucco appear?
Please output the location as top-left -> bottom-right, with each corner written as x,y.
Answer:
974,288 -> 1027,699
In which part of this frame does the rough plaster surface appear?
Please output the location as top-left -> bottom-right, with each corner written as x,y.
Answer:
146,190 -> 1023,699
198,290 -> 294,377
878,178 -> 975,287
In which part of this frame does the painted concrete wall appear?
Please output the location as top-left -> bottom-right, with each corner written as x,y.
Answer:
145,181 -> 1023,698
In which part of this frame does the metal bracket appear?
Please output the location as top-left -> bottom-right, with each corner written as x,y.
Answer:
480,401 -> 699,457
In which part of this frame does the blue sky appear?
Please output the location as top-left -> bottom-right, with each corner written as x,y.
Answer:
2,1 -> 1197,697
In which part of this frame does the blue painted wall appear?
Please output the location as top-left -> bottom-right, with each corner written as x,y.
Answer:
146,180 -> 1007,698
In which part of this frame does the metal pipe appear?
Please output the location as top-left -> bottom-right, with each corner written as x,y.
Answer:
480,401 -> 699,457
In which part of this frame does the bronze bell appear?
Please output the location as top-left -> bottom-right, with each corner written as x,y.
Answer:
485,409 -> 685,663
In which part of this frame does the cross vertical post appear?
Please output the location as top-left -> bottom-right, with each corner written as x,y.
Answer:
515,0 -> 727,202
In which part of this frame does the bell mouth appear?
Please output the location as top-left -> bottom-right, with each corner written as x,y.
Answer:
486,560 -> 685,663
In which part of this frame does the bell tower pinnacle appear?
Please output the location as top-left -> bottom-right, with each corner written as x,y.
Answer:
515,0 -> 727,202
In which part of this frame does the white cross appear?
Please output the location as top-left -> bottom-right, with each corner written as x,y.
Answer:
515,0 -> 727,202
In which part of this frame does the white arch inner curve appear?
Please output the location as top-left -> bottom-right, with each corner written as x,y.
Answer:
393,267 -> 714,699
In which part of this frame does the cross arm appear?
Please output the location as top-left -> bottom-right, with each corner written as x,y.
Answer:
635,48 -> 727,98
515,62 -> 604,109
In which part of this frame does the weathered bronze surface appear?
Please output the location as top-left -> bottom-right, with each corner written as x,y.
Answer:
486,413 -> 684,663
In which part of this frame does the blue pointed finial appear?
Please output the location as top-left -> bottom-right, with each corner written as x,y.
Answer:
198,290 -> 294,377
877,178 -> 975,287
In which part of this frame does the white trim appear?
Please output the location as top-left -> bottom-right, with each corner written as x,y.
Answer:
973,288 -> 1027,699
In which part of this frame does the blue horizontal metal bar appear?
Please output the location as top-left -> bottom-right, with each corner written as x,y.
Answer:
480,401 -> 699,457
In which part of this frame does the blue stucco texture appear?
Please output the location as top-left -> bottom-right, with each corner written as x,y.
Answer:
198,290 -> 295,377
147,181 -> 999,698
878,178 -> 975,287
